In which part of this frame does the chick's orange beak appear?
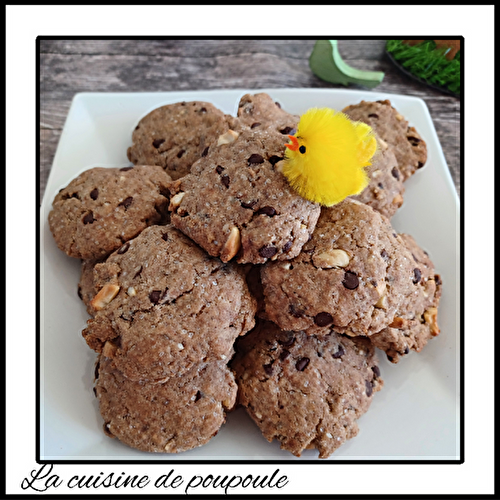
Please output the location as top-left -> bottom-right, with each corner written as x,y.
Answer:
285,135 -> 300,151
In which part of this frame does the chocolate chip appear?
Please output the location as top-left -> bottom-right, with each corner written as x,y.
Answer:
268,155 -> 283,166
94,359 -> 100,380
279,126 -> 294,135
256,206 -> 276,217
134,266 -> 143,279
90,188 -> 99,200
199,107 -> 207,113
194,390 -> 203,402
381,249 -> 388,259
119,197 -> 133,210
152,138 -> 165,148
177,149 -> 185,158
387,354 -> 394,362
248,153 -> 264,165
259,245 -> 278,258
295,357 -> 310,371
283,240 -> 293,252
241,200 -> 257,209
391,167 -> 400,180
275,101 -> 281,108
368,113 -> 379,118
221,175 -> 230,188
289,304 -> 304,318
263,363 -> 274,376
216,165 -> 224,174
434,274 -> 442,286
250,122 -> 261,129
404,346 -> 410,355
202,146 -> 209,157
332,344 -> 345,359
393,233 -> 398,238
117,242 -> 130,254
413,268 -> 421,284
149,290 -> 161,304
77,285 -> 83,300
407,136 -> 421,145
372,365 -> 381,378
365,380 -> 373,397
278,332 -> 295,346
378,182 -> 384,189
120,166 -> 134,172
314,312 -> 333,327
417,161 -> 425,169
162,233 -> 169,242
342,271 -> 359,290
280,350 -> 290,361
83,212 -> 95,224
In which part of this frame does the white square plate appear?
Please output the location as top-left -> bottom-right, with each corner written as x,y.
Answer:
40,89 -> 460,461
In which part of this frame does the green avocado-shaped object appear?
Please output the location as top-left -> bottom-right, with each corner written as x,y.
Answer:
309,40 -> 384,88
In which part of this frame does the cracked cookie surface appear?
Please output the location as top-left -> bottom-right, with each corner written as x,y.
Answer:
82,225 -> 256,382
95,355 -> 237,453
343,100 -> 427,181
237,93 -> 299,135
127,101 -> 242,180
231,320 -> 383,459
168,128 -> 321,264
48,166 -> 171,260
369,233 -> 442,362
349,134 -> 405,218
260,199 -> 416,337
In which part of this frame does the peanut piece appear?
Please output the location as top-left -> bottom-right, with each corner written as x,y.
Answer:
378,138 -> 389,150
396,113 -> 404,121
389,317 -> 408,329
169,192 -> 185,212
313,249 -> 350,269
374,281 -> 388,309
392,194 -> 404,206
275,160 -> 285,173
217,129 -> 239,146
424,307 -> 440,336
220,227 -> 241,262
91,284 -> 120,311
102,340 -> 118,358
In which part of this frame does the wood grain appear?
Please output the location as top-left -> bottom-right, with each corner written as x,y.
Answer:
39,40 -> 460,201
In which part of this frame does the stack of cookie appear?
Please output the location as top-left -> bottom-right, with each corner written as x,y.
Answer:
48,93 -> 442,458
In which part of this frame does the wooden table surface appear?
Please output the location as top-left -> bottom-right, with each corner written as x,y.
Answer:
39,39 -> 460,201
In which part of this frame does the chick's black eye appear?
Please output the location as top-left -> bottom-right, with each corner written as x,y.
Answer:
299,145 -> 306,154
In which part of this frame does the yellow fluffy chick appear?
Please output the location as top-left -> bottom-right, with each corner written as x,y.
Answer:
283,107 -> 378,206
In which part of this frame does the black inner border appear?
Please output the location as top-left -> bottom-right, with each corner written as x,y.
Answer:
35,36 -> 465,472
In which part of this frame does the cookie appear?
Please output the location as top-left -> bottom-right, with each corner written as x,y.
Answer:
260,199 -> 416,337
350,135 -> 405,219
231,320 -> 383,459
82,225 -> 256,382
127,101 -> 242,180
237,93 -> 299,135
369,234 -> 442,362
78,258 -> 103,316
168,128 -> 321,265
342,100 -> 427,181
48,166 -> 171,260
95,355 -> 237,453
